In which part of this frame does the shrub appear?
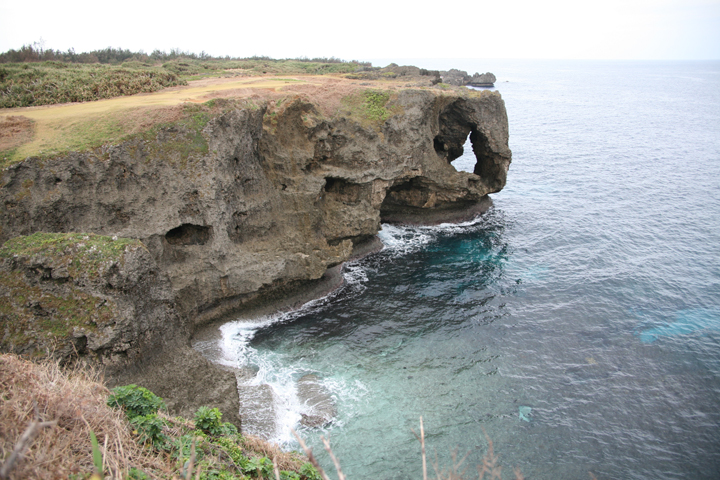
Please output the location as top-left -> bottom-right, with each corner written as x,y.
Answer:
194,406 -> 223,436
246,456 -> 275,478
299,462 -> 322,480
129,414 -> 168,448
107,384 -> 166,419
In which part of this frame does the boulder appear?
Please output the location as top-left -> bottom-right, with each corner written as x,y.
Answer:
297,374 -> 337,428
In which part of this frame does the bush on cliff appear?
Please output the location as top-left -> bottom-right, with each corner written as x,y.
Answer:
107,384 -> 167,419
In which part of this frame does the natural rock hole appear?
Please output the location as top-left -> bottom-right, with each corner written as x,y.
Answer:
323,177 -> 361,205
165,224 -> 213,246
434,100 -> 496,179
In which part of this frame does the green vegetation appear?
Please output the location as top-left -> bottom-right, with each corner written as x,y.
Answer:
0,62 -> 185,108
0,44 -> 372,108
361,90 -> 392,121
102,384 -> 320,479
107,384 -> 167,418
0,233 -> 142,350
194,406 -> 238,437
0,232 -> 141,277
340,89 -> 400,129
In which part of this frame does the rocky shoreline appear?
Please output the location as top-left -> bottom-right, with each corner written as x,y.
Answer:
0,79 -> 511,430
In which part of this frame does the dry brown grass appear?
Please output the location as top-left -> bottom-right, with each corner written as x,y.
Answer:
238,433 -> 306,472
0,116 -> 34,152
0,353 -> 166,479
0,353 -> 310,479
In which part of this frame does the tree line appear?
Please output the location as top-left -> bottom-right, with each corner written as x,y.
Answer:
0,42 -> 370,66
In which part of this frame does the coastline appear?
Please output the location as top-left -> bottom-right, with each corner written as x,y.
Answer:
190,204 -> 494,441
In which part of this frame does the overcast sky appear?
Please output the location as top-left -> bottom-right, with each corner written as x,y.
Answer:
1,0 -> 718,61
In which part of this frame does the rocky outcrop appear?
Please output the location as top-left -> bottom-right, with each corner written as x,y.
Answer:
297,374 -> 337,428
0,88 -> 510,426
468,72 -> 496,87
441,70 -> 496,87
1,89 -> 510,325
0,232 -> 242,427
441,69 -> 472,86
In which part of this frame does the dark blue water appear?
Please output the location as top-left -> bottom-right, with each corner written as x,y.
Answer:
206,61 -> 720,479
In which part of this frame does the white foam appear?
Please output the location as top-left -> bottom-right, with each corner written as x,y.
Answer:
215,220 -> 487,444
377,218 -> 488,257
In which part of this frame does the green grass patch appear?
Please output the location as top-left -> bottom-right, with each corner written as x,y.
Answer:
339,89 -> 400,129
0,232 -> 140,272
0,62 -> 186,108
135,101 -> 225,169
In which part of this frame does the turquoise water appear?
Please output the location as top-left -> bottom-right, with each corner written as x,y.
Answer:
206,61 -> 720,479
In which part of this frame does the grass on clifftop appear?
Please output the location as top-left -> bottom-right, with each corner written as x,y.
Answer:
339,89 -> 401,130
0,98 -> 241,168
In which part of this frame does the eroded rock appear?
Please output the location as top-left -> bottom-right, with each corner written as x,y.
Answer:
297,374 -> 337,428
0,88 -> 511,430
0,90 -> 510,325
468,72 -> 497,87
0,232 -> 242,428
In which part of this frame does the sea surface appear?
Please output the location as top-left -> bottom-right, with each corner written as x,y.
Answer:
195,60 -> 720,479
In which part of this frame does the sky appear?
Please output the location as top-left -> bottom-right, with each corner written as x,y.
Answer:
1,0 -> 718,61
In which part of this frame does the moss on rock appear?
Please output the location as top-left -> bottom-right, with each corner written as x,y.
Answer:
0,232 -> 142,357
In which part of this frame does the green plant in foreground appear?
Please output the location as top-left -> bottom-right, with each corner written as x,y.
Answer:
194,406 -> 223,436
130,413 -> 168,448
89,430 -> 103,475
299,462 -> 322,480
107,384 -> 166,419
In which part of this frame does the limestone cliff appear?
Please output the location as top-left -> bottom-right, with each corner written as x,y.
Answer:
0,87 -> 511,423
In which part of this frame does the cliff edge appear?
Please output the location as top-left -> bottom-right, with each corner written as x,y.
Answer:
0,83 -> 511,424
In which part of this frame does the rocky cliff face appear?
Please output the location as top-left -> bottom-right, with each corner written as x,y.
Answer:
1,89 -> 510,325
0,232 -> 242,426
0,87 -> 510,424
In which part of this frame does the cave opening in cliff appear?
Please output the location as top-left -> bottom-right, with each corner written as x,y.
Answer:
323,177 -> 362,205
165,224 -> 213,246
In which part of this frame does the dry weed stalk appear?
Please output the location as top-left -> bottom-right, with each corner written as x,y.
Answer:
432,448 -> 470,480
411,416 -> 428,480
0,415 -> 57,479
273,455 -> 281,480
291,428 -> 331,480
320,436 -> 346,480
476,431 -> 524,480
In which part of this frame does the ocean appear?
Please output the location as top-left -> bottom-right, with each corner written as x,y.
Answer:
195,60 -> 720,479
